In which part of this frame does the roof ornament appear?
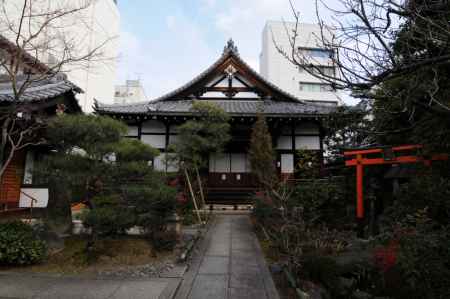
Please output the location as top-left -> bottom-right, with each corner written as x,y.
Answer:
224,65 -> 237,78
223,38 -> 239,55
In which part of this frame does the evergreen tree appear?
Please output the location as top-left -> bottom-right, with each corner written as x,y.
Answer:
248,113 -> 277,188
373,1 -> 450,152
172,101 -> 231,212
174,101 -> 231,169
39,114 -> 176,245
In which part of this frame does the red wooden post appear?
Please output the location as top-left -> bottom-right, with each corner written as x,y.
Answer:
344,145 -> 448,238
356,154 -> 364,219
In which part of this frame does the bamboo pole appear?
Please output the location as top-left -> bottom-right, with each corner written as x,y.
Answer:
184,168 -> 202,224
195,166 -> 206,208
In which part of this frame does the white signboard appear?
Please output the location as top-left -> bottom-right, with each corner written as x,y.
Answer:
19,188 -> 49,208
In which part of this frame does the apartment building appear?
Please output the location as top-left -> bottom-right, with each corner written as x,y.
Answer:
114,80 -> 147,105
260,21 -> 340,104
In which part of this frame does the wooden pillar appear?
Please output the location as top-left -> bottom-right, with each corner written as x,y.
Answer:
164,122 -> 170,173
356,154 -> 364,237
318,121 -> 325,175
291,119 -> 296,178
356,154 -> 364,218
137,122 -> 142,140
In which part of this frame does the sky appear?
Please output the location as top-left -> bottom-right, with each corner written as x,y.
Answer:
115,0 -> 341,101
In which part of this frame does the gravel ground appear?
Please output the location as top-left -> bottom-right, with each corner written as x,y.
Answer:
97,259 -> 177,279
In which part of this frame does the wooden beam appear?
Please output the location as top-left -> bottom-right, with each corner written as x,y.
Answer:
343,145 -> 423,156
346,156 -> 422,166
345,154 -> 447,167
205,87 -> 255,93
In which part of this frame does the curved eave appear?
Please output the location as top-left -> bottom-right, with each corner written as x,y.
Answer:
97,110 -> 333,120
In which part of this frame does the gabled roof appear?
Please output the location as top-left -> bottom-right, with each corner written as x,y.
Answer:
95,40 -> 337,117
151,39 -> 303,103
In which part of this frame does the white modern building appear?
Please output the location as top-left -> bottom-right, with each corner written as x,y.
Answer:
0,0 -> 120,112
260,21 -> 341,104
114,80 -> 148,105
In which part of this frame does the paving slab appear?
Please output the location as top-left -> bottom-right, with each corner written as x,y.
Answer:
0,273 -> 180,299
109,280 -> 168,299
0,274 -> 54,298
206,240 -> 231,256
174,214 -> 279,299
198,256 -> 229,274
229,287 -> 268,299
188,274 -> 228,299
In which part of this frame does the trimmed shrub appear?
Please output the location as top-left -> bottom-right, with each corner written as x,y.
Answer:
82,195 -> 136,236
0,221 -> 47,265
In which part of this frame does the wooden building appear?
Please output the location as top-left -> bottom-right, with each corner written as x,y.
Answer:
0,74 -> 81,211
95,40 -> 337,202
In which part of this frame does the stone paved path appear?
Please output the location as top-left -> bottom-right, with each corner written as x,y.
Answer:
174,214 -> 279,299
0,273 -> 180,299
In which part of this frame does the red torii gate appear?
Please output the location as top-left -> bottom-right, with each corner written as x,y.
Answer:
344,145 -> 448,235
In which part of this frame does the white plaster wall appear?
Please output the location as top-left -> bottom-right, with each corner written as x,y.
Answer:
153,154 -> 166,172
141,135 -> 165,149
281,154 -> 294,173
295,136 -> 321,150
127,126 -> 139,137
230,154 -> 246,173
296,122 -> 320,134
141,120 -> 166,133
260,21 -> 340,103
276,136 -> 292,150
154,153 -> 179,173
168,135 -> 179,146
214,154 -> 231,172
210,153 -> 250,173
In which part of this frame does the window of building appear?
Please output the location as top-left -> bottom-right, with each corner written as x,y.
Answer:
299,66 -> 334,77
299,82 -> 333,92
298,48 -> 333,59
23,151 -> 35,185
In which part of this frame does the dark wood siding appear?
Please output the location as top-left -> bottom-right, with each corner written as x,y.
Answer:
0,151 -> 25,208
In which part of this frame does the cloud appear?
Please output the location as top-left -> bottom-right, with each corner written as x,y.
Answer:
116,10 -> 215,100
200,0 -> 216,9
210,0 -> 340,71
116,0 -> 345,102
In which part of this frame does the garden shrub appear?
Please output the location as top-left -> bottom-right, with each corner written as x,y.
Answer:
378,175 -> 450,299
300,255 -> 342,295
127,182 -> 177,234
82,195 -> 135,236
394,226 -> 450,299
290,179 -> 349,227
0,221 -> 47,265
252,191 -> 278,225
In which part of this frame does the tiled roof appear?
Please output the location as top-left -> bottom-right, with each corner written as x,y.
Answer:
96,99 -> 336,116
95,40 -> 338,117
0,74 -> 82,103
